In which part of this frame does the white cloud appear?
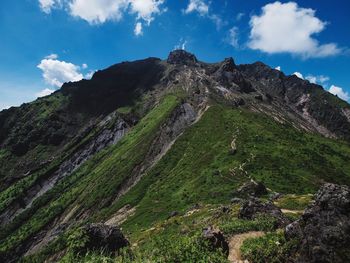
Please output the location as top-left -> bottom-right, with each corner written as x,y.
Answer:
82,63 -> 88,69
69,0 -> 129,24
228,27 -> 239,48
134,22 -> 143,36
184,0 -> 209,16
174,39 -> 188,50
38,0 -> 60,14
36,88 -> 55,98
293,72 -> 304,79
328,85 -> 350,101
85,70 -> 96,79
305,74 -> 329,85
248,1 -> 341,58
0,104 -> 11,111
184,0 -> 224,29
41,0 -> 165,35
45,53 -> 59,59
275,66 -> 281,71
37,55 -> 83,87
129,0 -> 165,25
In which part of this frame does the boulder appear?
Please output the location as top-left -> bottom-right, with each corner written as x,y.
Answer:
202,226 -> 229,256
285,183 -> 350,263
234,181 -> 268,198
239,198 -> 290,227
83,223 -> 129,253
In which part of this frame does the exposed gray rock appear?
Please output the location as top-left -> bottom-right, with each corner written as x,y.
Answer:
0,117 -> 129,225
285,183 -> 350,263
113,102 -> 198,202
82,223 -> 129,253
230,197 -> 243,204
234,181 -> 268,198
202,226 -> 229,256
239,198 -> 290,227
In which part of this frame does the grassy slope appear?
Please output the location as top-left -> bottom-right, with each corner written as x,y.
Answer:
3,101 -> 350,261
0,95 -> 179,258
109,104 -> 350,239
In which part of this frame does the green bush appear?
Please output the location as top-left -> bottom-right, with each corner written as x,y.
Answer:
220,215 -> 277,235
240,231 -> 298,263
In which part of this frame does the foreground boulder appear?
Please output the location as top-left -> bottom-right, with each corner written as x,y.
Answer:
82,223 -> 129,253
234,181 -> 268,198
285,183 -> 350,263
239,198 -> 290,227
202,226 -> 229,256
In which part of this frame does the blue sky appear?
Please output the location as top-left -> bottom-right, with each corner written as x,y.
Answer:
0,0 -> 349,110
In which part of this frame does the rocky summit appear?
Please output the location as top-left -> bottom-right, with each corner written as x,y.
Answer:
0,50 -> 349,262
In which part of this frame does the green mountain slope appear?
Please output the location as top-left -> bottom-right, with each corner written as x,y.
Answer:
0,51 -> 349,262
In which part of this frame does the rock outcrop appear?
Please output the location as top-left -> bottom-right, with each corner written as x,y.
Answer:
167,50 -> 198,66
202,226 -> 229,256
234,181 -> 268,198
239,198 -> 290,227
82,223 -> 129,253
285,183 -> 350,263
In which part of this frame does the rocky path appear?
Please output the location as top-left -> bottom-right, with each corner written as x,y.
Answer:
228,231 -> 265,263
281,208 -> 304,214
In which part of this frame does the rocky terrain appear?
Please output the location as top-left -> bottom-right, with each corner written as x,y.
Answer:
0,50 -> 349,262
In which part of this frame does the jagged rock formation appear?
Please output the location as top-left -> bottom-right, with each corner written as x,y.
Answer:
285,183 -> 350,263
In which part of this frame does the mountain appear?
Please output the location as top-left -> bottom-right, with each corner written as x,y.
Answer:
0,50 -> 349,263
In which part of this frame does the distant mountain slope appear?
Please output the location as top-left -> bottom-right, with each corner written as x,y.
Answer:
0,50 -> 349,262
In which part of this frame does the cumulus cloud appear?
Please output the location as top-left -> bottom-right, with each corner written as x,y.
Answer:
275,66 -> 281,71
129,0 -> 165,25
40,0 -> 165,35
37,55 -> 84,87
134,22 -> 143,36
328,85 -> 350,101
36,88 -> 55,98
248,1 -> 342,58
227,27 -> 239,48
293,72 -> 304,79
184,0 -> 209,16
69,0 -> 128,24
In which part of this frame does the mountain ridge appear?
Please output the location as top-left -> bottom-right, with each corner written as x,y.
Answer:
0,50 -> 349,262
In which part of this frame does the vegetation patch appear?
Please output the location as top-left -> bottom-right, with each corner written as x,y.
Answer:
240,231 -> 298,263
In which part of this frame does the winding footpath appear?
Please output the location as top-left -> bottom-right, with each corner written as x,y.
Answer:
228,231 -> 265,263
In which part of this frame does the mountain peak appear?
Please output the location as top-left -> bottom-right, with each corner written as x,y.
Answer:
167,49 -> 198,65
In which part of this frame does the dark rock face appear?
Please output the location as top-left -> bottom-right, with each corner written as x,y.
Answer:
167,50 -> 198,66
214,59 -> 254,93
202,226 -> 229,256
239,198 -> 290,227
285,183 -> 350,263
234,181 -> 268,198
83,223 -> 129,253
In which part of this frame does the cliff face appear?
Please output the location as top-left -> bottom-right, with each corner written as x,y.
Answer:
0,50 -> 349,262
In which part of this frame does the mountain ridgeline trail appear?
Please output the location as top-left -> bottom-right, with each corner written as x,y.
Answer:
0,50 -> 349,262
